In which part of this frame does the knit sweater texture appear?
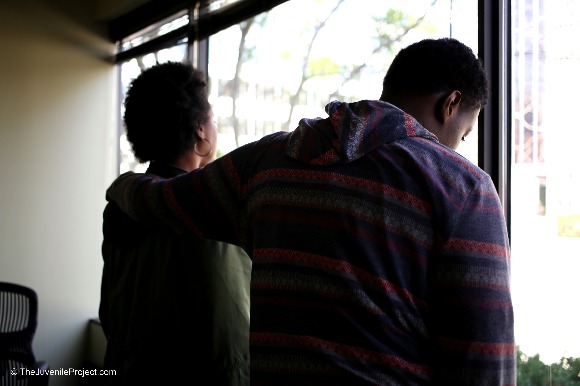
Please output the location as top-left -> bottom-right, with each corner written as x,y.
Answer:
107,100 -> 515,385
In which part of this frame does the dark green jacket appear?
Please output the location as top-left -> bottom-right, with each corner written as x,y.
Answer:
100,162 -> 251,386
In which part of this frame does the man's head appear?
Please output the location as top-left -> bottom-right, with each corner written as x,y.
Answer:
380,38 -> 489,150
123,62 -> 212,164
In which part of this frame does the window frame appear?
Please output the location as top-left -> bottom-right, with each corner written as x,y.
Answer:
109,0 -> 291,64
108,0 -> 512,230
478,0 -> 512,233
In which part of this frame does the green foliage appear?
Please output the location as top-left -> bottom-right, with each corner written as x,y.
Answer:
241,46 -> 256,63
377,9 -> 412,28
558,214 -> 580,237
306,57 -> 342,78
374,9 -> 411,46
373,8 -> 436,55
518,347 -> 580,385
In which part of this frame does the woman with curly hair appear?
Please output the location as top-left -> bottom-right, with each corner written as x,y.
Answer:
100,62 -> 250,386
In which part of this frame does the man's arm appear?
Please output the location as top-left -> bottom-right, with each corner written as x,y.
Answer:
432,176 -> 516,385
105,157 -> 244,247
105,172 -> 160,223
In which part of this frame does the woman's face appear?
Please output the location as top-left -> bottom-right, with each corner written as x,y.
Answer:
198,107 -> 219,164
206,108 -> 219,161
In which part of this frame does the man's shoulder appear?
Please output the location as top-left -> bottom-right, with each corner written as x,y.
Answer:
392,137 -> 496,199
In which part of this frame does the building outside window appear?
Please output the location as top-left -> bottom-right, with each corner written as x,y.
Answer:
510,0 -> 580,378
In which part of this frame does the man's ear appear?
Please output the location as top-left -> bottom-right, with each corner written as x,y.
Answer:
435,90 -> 462,123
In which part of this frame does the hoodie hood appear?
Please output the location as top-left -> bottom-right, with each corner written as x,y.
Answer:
286,100 -> 438,165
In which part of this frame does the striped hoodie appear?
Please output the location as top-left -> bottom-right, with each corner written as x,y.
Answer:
107,100 -> 515,385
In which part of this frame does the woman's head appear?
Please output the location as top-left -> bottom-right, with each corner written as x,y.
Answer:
123,62 -> 212,164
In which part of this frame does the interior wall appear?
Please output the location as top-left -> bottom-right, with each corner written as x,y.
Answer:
0,0 -> 117,385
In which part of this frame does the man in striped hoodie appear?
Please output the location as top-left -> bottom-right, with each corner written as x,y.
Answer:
106,38 -> 515,385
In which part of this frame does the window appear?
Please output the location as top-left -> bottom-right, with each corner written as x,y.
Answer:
510,0 -> 580,374
207,0 -> 479,161
117,11 -> 191,173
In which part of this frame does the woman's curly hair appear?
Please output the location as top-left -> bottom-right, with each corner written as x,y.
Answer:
123,61 -> 211,163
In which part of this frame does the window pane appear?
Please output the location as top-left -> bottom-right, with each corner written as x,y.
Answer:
207,0 -> 478,162
511,0 -> 580,378
119,11 -> 188,53
205,0 -> 244,12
